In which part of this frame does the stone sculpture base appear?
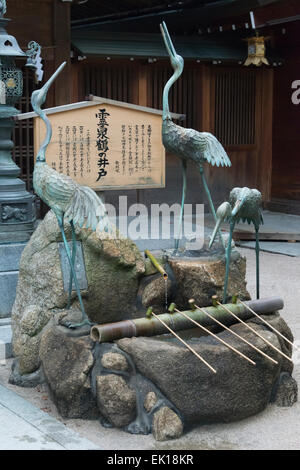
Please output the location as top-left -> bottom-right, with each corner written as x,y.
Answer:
10,209 -> 250,376
10,310 -> 297,441
9,209 -> 297,441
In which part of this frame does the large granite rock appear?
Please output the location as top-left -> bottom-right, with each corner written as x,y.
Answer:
39,323 -> 98,418
168,251 -> 249,308
11,210 -> 145,375
117,314 -> 292,424
138,249 -> 250,314
12,308 -> 296,440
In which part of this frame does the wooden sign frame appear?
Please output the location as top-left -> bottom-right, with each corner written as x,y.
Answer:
17,96 -> 183,191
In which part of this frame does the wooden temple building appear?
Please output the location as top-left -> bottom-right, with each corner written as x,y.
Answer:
6,0 -> 300,215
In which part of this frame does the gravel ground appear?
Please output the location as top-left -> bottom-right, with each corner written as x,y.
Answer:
1,247 -> 300,450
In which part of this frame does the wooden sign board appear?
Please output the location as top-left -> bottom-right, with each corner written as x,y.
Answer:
23,97 -> 177,191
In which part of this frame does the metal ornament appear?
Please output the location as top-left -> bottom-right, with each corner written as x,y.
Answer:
209,187 -> 263,302
0,58 -> 23,105
31,62 -> 111,329
0,1 -> 6,18
160,21 -> 231,251
25,41 -> 44,83
244,33 -> 270,67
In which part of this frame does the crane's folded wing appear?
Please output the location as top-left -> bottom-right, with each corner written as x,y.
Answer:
42,169 -> 77,209
190,131 -> 231,167
65,185 -> 109,232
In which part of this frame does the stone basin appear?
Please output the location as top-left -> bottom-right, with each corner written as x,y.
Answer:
9,310 -> 296,442
9,211 -> 298,441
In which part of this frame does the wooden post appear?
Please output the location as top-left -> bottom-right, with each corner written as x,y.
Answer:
257,68 -> 274,202
52,0 -> 71,106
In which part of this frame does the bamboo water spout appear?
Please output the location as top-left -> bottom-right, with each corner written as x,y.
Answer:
144,249 -> 168,280
90,297 -> 284,343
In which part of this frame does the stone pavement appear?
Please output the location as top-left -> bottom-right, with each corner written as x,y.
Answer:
0,384 -> 100,450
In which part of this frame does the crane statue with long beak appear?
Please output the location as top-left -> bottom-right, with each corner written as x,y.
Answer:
160,21 -> 231,251
209,187 -> 263,303
31,62 -> 110,329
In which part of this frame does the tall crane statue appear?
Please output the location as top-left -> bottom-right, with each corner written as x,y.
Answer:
31,62 -> 110,329
209,187 -> 263,303
160,21 -> 231,251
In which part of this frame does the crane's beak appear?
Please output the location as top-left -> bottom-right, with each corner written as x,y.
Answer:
39,61 -> 66,97
231,199 -> 242,216
160,21 -> 177,59
209,217 -> 222,249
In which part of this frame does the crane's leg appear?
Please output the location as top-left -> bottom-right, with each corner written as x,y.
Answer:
198,164 -> 226,251
255,225 -> 260,299
67,220 -> 77,309
175,160 -> 187,251
223,221 -> 235,303
57,217 -> 91,329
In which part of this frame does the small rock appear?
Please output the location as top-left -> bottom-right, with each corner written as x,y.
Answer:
96,374 -> 136,427
152,406 -> 183,441
272,372 -> 298,407
144,391 -> 158,413
101,352 -> 129,372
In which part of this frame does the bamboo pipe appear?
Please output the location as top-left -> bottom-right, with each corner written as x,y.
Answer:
192,300 -> 278,365
90,296 -> 284,343
169,303 -> 256,366
216,300 -> 292,364
237,298 -> 300,353
144,249 -> 168,280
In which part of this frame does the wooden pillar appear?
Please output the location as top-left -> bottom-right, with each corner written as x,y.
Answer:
52,0 -> 71,106
136,62 -> 149,203
138,64 -> 148,107
200,64 -> 215,194
257,68 -> 273,203
201,65 -> 214,132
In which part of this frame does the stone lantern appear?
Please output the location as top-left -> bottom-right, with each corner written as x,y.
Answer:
0,0 -> 41,318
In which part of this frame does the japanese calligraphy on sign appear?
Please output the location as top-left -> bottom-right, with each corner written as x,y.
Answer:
31,98 -> 166,190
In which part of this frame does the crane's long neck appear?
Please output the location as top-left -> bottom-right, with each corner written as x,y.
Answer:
36,109 -> 52,163
163,68 -> 182,121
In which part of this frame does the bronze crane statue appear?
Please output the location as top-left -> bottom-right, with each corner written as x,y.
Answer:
31,62 -> 110,329
209,187 -> 263,303
160,21 -> 231,251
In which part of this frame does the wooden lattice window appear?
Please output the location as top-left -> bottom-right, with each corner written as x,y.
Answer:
81,62 -> 137,103
214,69 -> 256,146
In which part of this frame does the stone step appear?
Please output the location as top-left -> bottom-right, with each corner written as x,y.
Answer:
0,321 -> 12,361
0,242 -> 26,318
